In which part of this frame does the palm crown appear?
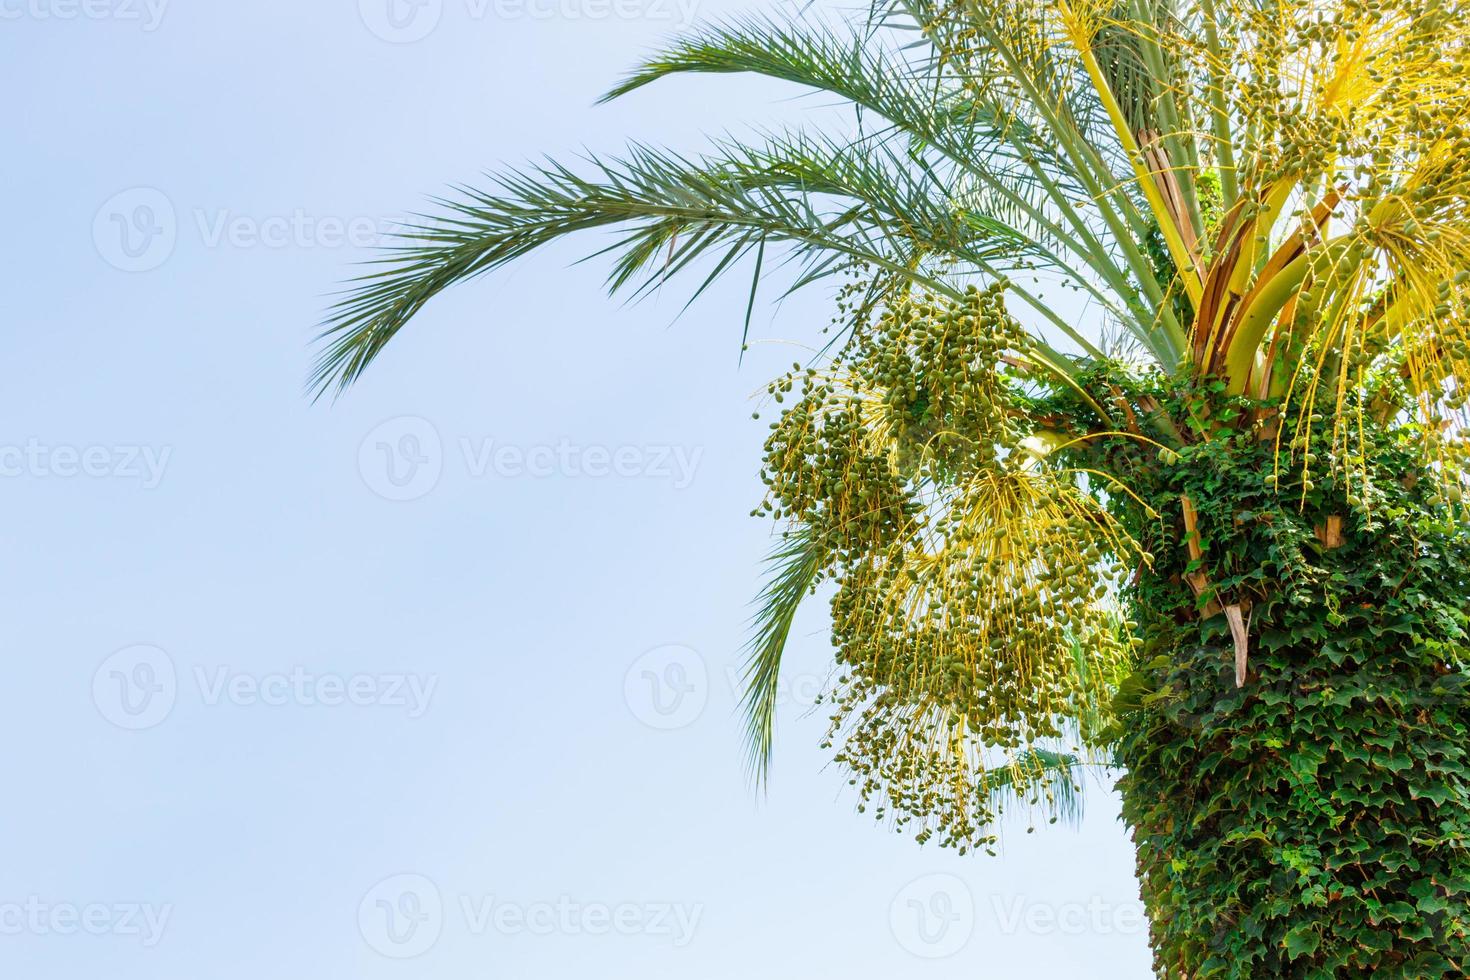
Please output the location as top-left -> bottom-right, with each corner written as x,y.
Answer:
316,0 -> 1470,851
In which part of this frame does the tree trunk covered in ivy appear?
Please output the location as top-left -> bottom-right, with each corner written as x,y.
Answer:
1110,426 -> 1470,978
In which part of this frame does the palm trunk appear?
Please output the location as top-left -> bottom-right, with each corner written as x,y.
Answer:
1111,462 -> 1470,977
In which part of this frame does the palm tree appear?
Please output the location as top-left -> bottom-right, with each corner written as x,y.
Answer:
317,0 -> 1470,974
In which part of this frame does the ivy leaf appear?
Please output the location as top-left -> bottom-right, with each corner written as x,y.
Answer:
1283,923 -> 1323,959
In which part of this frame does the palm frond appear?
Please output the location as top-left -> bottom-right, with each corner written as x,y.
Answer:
311,142 -> 976,397
602,14 -> 1054,192
740,522 -> 827,787
984,748 -> 1087,829
314,126 -> 1101,398
601,13 -> 1186,361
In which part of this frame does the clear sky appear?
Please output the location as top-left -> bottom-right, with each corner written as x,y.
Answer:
1,1 -> 1151,976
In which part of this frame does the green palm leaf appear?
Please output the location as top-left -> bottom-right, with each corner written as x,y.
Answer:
312,132 -> 1068,398
740,523 -> 827,787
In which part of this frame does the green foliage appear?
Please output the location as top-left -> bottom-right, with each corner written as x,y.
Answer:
308,133 -> 1045,399
1096,405 -> 1470,977
741,522 -> 827,786
754,287 -> 1137,850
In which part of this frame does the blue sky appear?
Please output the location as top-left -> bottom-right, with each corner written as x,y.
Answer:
1,1 -> 1151,976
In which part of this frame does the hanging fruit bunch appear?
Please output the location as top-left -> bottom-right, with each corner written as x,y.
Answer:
755,284 -> 1143,850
